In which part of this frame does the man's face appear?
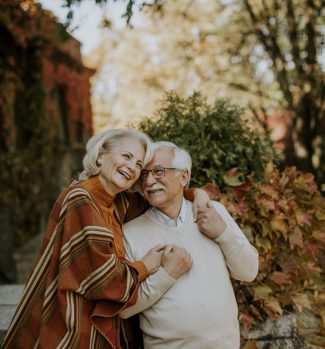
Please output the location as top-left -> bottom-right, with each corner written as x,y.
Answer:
141,148 -> 189,216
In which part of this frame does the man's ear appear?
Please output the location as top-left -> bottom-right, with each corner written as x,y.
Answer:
180,170 -> 189,188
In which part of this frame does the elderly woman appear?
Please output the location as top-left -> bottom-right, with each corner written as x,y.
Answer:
3,128 -> 207,349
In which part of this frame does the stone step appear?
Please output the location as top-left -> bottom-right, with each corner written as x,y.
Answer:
0,285 -> 24,346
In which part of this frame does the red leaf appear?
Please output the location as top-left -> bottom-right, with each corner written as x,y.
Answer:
230,182 -> 252,200
282,260 -> 299,276
270,271 -> 291,285
312,231 -> 325,243
259,184 -> 279,199
241,340 -> 258,349
223,168 -> 244,186
239,311 -> 255,331
271,216 -> 288,239
289,227 -> 304,250
264,298 -> 283,314
291,293 -> 311,312
256,196 -> 275,211
202,183 -> 220,200
295,211 -> 313,226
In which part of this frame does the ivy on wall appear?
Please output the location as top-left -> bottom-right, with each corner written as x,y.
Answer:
0,0 -> 93,251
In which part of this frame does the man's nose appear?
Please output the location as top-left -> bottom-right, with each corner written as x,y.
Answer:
145,171 -> 157,185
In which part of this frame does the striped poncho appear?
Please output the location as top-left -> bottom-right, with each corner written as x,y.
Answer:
3,176 -> 149,349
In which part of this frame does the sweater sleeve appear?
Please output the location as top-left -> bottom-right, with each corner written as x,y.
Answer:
56,188 -> 139,312
120,268 -> 176,319
212,202 -> 259,282
120,239 -> 176,319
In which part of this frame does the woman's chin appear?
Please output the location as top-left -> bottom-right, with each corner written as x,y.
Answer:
115,179 -> 136,192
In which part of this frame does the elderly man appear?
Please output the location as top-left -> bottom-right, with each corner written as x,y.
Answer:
121,141 -> 258,349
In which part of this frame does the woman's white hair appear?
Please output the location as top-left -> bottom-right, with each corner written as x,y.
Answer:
153,141 -> 192,188
79,128 -> 153,181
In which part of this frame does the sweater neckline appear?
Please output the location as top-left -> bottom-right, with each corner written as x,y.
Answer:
82,175 -> 115,208
144,200 -> 193,233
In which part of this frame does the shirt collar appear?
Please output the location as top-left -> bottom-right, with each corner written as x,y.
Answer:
148,198 -> 187,228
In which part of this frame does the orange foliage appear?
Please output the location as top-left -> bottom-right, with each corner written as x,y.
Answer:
203,163 -> 325,340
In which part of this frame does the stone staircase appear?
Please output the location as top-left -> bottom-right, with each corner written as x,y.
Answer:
0,233 -> 41,346
0,284 -> 24,346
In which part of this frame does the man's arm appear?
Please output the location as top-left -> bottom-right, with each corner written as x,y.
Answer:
120,244 -> 192,319
197,201 -> 258,282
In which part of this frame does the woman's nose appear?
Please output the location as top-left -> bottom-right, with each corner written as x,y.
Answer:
127,161 -> 136,173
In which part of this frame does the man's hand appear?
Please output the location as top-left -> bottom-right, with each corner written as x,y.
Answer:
192,188 -> 210,221
161,245 -> 192,279
142,244 -> 166,275
197,201 -> 227,239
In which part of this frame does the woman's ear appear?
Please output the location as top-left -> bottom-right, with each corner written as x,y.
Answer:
97,147 -> 105,166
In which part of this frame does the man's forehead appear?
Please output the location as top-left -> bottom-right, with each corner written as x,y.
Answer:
146,147 -> 173,168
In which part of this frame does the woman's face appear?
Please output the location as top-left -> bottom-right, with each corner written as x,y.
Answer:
98,137 -> 146,196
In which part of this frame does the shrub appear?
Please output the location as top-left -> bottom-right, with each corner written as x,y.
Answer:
205,165 -> 325,347
137,92 -> 324,347
137,92 -> 281,188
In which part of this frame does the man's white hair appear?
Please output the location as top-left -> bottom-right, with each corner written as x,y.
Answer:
153,141 -> 192,189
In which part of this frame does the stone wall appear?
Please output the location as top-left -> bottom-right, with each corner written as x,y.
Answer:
0,0 -> 94,284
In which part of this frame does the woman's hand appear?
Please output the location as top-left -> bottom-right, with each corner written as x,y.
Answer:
141,244 -> 166,275
192,188 -> 211,221
161,245 -> 192,279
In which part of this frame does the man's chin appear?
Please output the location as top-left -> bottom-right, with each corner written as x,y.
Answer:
144,193 -> 165,206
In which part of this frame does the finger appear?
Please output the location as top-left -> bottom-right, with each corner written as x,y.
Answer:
196,212 -> 208,221
164,244 -> 174,254
197,205 -> 209,213
151,244 -> 166,252
192,203 -> 198,222
206,200 -> 212,208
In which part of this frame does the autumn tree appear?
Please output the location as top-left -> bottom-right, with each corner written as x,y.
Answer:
225,0 -> 325,186
64,0 -> 325,186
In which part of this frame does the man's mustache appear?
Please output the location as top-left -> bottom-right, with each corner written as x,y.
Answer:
144,183 -> 166,192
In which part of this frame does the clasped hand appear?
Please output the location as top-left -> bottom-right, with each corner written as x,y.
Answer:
142,244 -> 192,279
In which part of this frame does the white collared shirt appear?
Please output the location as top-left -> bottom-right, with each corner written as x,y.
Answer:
147,198 -> 187,228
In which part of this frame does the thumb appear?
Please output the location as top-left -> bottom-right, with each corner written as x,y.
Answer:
206,200 -> 212,208
193,204 -> 198,222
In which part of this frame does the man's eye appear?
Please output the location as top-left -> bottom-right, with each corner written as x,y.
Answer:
122,153 -> 131,159
154,170 -> 164,176
136,163 -> 143,170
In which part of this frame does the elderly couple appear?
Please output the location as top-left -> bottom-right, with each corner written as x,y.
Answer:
3,128 -> 258,349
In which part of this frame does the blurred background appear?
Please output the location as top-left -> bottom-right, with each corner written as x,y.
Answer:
0,0 -> 324,284
0,1 -> 324,346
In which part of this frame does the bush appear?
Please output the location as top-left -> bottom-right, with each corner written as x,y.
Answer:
137,92 -> 324,347
137,92 -> 281,188
205,165 -> 325,347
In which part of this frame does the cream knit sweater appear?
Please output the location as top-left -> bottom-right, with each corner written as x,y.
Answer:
121,200 -> 258,349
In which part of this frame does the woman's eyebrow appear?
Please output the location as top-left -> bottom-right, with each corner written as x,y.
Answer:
122,150 -> 144,163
